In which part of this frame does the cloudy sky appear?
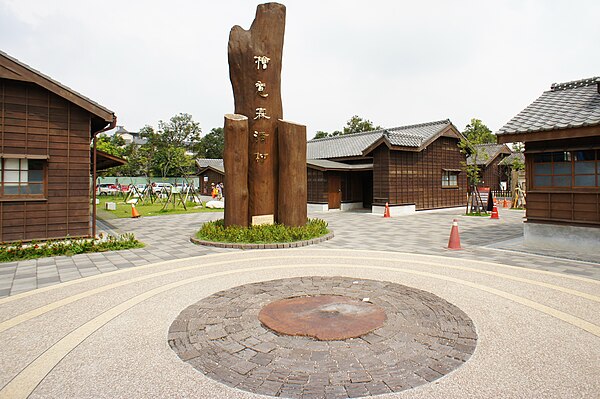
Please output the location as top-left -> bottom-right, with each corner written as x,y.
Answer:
1,0 -> 599,139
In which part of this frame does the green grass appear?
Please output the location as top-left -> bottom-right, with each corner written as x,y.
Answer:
196,219 -> 329,244
0,233 -> 144,263
465,212 -> 490,217
96,195 -> 222,219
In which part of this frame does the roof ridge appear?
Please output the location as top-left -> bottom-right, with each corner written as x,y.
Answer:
387,119 -> 451,132
309,119 -> 451,142
308,129 -> 383,142
550,76 -> 600,91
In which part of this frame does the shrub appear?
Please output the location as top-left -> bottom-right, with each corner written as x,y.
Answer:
0,233 -> 144,263
196,219 -> 329,243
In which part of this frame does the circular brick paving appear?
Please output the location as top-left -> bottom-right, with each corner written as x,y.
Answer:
168,277 -> 477,398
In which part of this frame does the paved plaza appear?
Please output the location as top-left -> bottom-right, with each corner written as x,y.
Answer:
1,207 -> 598,297
0,208 -> 599,398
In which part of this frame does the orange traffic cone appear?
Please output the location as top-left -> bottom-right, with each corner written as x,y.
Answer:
491,204 -> 499,219
447,219 -> 462,250
503,198 -> 509,208
131,204 -> 140,218
383,202 -> 391,218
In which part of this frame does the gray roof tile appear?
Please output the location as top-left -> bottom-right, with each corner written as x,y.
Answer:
307,119 -> 452,159
498,77 -> 600,135
466,144 -> 511,166
196,158 -> 224,173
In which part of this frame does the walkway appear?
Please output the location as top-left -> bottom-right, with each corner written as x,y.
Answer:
1,207 -> 598,298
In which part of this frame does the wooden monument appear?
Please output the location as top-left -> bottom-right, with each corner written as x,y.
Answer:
224,2 -> 307,227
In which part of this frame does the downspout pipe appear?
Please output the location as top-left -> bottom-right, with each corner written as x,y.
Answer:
92,116 -> 117,238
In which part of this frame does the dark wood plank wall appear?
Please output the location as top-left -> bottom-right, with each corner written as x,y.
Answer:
373,137 -> 467,210
307,168 -> 328,203
0,79 -> 92,242
480,154 -> 507,190
372,146 -> 390,205
525,136 -> 600,226
199,170 -> 225,195
340,172 -> 363,203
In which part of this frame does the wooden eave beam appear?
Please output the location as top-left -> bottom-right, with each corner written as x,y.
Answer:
497,125 -> 600,143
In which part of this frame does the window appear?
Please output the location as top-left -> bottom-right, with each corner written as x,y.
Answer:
442,170 -> 459,187
0,158 -> 46,198
532,150 -> 599,188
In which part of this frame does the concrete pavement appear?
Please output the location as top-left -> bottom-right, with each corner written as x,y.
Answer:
0,248 -> 598,398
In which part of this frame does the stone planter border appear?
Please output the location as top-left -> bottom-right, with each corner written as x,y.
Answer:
190,231 -> 334,249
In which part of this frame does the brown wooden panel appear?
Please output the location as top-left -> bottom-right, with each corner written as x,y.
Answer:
550,203 -> 573,211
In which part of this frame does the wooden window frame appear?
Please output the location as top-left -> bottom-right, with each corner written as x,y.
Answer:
441,170 -> 459,188
532,150 -> 599,189
0,155 -> 49,201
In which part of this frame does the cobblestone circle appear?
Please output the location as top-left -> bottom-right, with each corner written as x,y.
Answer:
168,277 -> 477,398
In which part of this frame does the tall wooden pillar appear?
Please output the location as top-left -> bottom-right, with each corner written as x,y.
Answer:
228,3 -> 285,222
278,119 -> 307,226
224,2 -> 307,228
223,114 -> 249,227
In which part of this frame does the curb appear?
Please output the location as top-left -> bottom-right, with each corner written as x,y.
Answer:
189,231 -> 335,249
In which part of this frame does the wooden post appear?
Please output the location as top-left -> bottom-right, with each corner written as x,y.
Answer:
224,114 -> 249,227
228,3 -> 285,222
278,120 -> 307,226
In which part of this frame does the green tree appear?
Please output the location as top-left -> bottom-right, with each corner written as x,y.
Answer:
158,113 -> 202,149
343,115 -> 382,135
313,115 -> 380,139
199,127 -> 224,159
313,131 -> 329,139
154,146 -> 194,178
462,118 -> 495,144
95,134 -> 125,157
459,118 -> 495,188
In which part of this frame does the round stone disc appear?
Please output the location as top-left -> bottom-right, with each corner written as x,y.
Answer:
258,295 -> 386,340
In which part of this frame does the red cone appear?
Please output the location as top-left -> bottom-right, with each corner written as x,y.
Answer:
383,202 -> 391,218
447,219 -> 462,250
491,204 -> 499,219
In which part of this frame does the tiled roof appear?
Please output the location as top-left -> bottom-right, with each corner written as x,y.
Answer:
497,77 -> 600,135
467,144 -> 511,166
499,152 -> 525,166
307,119 -> 453,159
196,158 -> 224,173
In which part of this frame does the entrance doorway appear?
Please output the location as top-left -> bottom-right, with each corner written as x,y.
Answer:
328,174 -> 341,209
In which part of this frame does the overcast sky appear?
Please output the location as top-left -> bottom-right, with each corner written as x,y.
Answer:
1,0 -> 599,139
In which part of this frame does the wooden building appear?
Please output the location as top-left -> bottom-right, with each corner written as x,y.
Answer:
497,76 -> 600,251
467,143 -> 512,190
0,51 -> 116,242
196,158 -> 225,195
307,120 -> 467,215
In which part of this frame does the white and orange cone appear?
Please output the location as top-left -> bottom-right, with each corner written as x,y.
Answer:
383,202 -> 391,218
131,204 -> 141,218
447,219 -> 462,250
